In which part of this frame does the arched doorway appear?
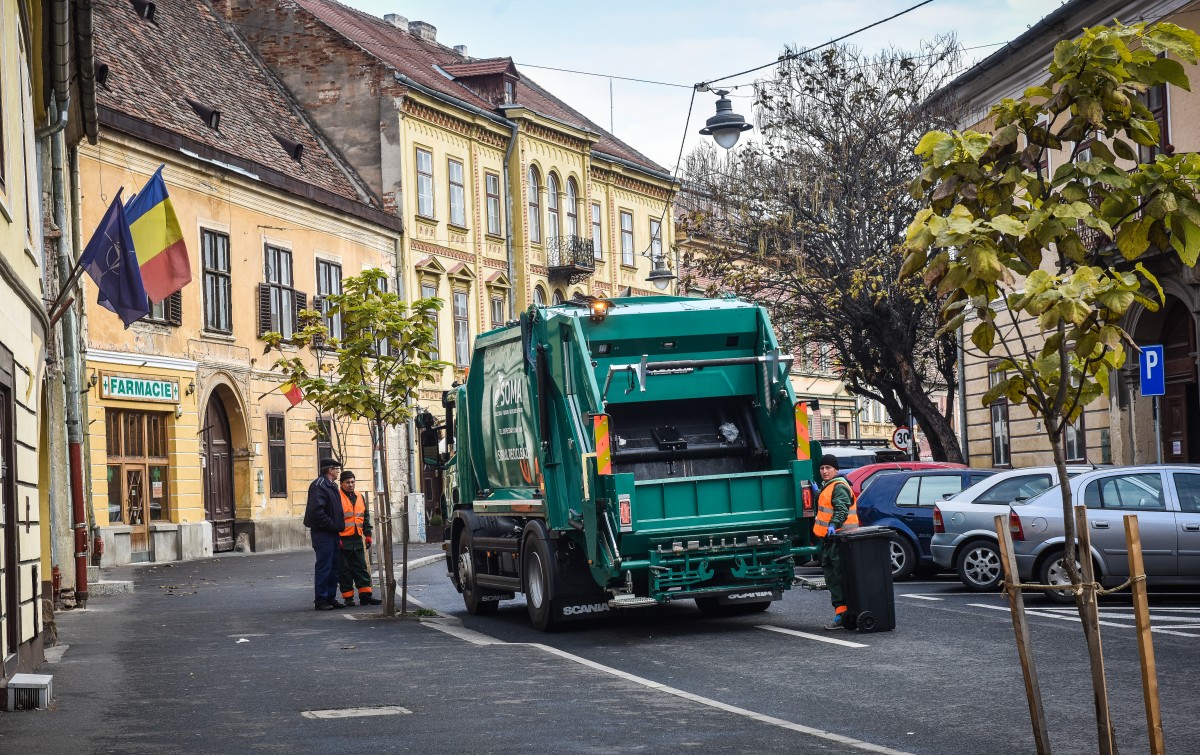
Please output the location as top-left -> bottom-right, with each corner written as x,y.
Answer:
202,397 -> 235,552
1160,300 -> 1200,463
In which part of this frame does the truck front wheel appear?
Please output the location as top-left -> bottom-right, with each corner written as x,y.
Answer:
523,534 -> 556,631
458,531 -> 498,615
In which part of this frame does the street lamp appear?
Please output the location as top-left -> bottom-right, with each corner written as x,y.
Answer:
646,255 -> 676,291
698,89 -> 753,149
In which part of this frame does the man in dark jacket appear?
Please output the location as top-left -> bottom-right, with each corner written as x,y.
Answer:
305,457 -> 346,610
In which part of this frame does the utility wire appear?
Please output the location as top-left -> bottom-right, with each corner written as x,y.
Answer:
699,0 -> 938,88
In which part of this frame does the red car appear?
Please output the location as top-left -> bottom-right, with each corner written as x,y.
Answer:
844,461 -> 967,496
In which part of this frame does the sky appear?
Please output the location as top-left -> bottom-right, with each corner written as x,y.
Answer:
341,0 -> 1063,171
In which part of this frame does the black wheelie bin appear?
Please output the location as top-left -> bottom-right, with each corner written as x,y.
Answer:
835,526 -> 895,632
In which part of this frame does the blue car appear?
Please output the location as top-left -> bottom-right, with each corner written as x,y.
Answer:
853,468 -> 996,580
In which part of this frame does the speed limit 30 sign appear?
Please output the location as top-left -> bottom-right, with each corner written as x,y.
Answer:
892,426 -> 912,451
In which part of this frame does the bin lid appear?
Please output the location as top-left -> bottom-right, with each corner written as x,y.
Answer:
834,525 -> 893,540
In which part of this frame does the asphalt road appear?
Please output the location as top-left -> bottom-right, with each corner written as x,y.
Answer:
4,546 -> 1199,754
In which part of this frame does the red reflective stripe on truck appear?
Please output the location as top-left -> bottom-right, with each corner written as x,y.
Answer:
794,402 -> 811,461
594,414 -> 612,475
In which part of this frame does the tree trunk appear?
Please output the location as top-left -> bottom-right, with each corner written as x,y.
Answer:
373,419 -> 399,617
895,356 -> 964,464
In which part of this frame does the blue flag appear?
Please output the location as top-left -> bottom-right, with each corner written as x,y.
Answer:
78,188 -> 149,328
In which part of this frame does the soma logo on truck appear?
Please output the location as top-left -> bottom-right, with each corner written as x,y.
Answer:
561,602 -> 610,616
493,376 -> 525,408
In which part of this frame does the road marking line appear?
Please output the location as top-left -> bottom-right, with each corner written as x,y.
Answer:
417,623 -> 905,752
899,594 -> 943,601
302,706 -> 411,719
757,625 -> 869,648
969,603 -> 1200,637
526,642 -> 908,754
421,618 -> 506,645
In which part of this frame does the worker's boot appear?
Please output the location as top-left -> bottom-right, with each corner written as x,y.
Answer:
359,591 -> 382,606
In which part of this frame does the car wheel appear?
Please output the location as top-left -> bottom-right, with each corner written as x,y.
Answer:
1038,550 -> 1082,605
957,540 -> 1004,592
889,535 -> 917,581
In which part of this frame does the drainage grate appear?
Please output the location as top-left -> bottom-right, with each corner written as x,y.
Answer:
6,674 -> 53,711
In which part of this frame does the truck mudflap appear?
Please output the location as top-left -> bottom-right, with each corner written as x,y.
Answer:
553,595 -> 615,622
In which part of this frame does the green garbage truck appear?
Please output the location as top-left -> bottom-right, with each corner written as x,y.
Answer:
441,295 -> 821,630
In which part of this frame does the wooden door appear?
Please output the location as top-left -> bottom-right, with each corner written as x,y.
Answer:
125,464 -> 150,555
1160,301 -> 1199,463
202,398 -> 235,552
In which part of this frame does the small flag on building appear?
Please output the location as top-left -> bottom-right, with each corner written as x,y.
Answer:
77,188 -> 150,328
125,165 -> 191,303
282,381 -> 304,408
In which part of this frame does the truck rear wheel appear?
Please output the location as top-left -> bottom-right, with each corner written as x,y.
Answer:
523,533 -> 556,631
458,530 -> 498,615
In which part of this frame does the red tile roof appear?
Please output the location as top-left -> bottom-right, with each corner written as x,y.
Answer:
92,0 -> 371,208
441,58 -> 519,78
290,0 -> 668,176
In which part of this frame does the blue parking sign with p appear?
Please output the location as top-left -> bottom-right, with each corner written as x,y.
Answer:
1140,345 -> 1165,397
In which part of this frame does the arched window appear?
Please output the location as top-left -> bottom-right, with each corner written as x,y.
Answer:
546,173 -> 560,241
552,290 -> 564,305
565,178 -> 579,238
533,286 -> 546,307
527,166 -> 542,244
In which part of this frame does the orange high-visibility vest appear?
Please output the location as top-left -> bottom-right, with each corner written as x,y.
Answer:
339,489 -> 366,537
812,478 -> 858,538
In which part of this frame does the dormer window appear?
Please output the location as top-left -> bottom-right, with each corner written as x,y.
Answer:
504,80 -> 515,104
185,98 -> 221,130
131,0 -> 156,21
96,63 -> 110,88
273,133 -> 304,163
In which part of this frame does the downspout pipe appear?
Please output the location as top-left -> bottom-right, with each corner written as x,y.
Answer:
392,73 -> 520,318
48,94 -> 88,605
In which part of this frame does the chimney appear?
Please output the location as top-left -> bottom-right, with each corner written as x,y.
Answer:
383,13 -> 408,31
409,20 -> 436,42
454,44 -> 468,58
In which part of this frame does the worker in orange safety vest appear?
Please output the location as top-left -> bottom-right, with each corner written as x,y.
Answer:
813,453 -> 858,629
338,471 -> 382,606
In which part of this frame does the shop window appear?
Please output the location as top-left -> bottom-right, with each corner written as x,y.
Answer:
104,408 -> 171,524
267,414 -> 287,497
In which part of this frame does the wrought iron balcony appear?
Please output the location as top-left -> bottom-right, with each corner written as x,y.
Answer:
546,235 -> 596,282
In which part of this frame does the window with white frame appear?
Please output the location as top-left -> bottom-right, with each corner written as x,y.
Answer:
620,210 -> 634,266
485,172 -> 502,236
315,258 -> 343,342
491,295 -> 505,327
416,148 -> 434,218
527,167 -> 541,243
453,290 -> 470,367
566,178 -> 579,237
448,158 -> 466,227
649,218 -> 662,261
421,281 -> 439,359
547,173 -> 561,240
591,202 -> 602,259
989,365 -> 1011,466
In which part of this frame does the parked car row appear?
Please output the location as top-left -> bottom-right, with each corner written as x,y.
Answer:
845,462 -> 1200,600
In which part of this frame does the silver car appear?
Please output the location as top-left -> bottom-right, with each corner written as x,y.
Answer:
931,465 -> 1096,591
1010,465 -> 1200,603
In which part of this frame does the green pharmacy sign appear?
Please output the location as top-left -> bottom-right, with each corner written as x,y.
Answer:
101,373 -> 180,403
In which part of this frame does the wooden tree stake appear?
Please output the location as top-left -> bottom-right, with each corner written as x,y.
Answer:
1074,505 -> 1117,755
1124,515 -> 1163,754
995,514 -> 1052,755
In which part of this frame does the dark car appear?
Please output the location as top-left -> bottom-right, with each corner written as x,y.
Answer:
854,468 -> 997,580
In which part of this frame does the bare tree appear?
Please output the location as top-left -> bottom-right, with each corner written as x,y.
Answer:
680,37 -> 964,460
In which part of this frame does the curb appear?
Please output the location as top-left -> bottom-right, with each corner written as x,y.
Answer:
405,554 -> 443,570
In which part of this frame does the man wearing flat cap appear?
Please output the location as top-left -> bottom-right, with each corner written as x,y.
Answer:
812,453 -> 859,630
305,457 -> 346,610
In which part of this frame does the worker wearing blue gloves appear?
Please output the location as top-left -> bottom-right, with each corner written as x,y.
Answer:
812,454 -> 859,630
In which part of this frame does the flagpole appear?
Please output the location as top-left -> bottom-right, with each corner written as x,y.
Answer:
46,256 -> 88,324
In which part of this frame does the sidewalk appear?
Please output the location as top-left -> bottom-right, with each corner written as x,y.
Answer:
0,544 -> 794,754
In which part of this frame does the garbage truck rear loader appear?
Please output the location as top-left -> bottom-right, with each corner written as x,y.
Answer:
443,296 -> 820,630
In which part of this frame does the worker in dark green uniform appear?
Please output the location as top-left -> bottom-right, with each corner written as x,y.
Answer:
812,454 -> 858,630
337,471 -> 382,606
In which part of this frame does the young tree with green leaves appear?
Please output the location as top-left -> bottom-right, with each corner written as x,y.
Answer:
264,268 -> 446,616
903,20 -> 1200,752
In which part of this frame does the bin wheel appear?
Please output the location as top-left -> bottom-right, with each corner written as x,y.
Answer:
855,611 -> 876,632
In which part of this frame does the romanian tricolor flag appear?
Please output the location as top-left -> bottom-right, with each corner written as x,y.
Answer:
125,165 -> 191,303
